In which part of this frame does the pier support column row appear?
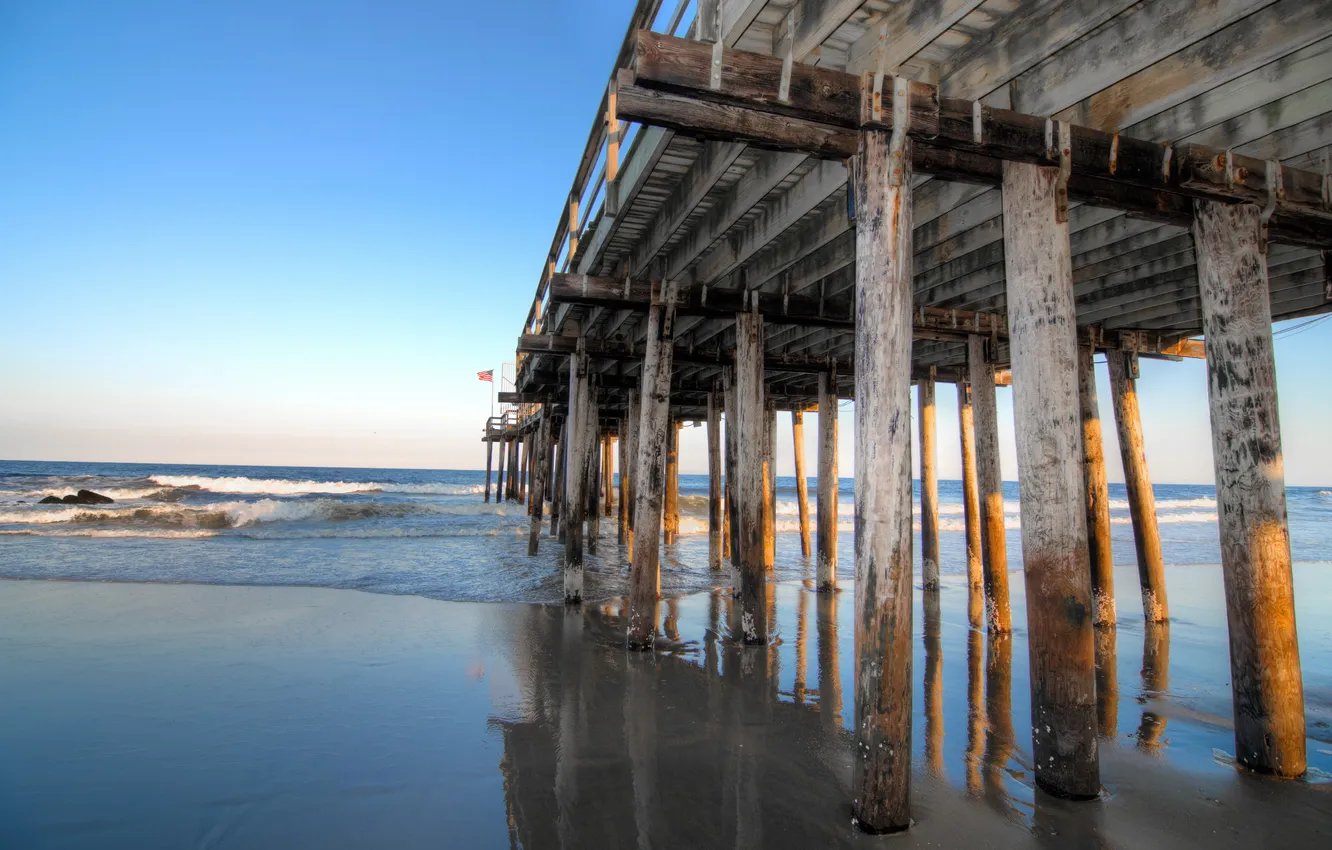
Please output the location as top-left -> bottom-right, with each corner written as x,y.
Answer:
850,127 -> 915,834
496,436 -> 508,510
1107,350 -> 1168,622
587,419 -> 601,555
1002,159 -> 1098,800
815,372 -> 838,592
1194,198 -> 1305,777
626,282 -> 677,649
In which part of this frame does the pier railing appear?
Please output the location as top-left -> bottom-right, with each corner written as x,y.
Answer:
517,0 -> 696,378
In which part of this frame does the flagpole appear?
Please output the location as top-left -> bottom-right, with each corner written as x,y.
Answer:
490,369 -> 495,421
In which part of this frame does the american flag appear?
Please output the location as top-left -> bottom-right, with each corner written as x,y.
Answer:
477,370 -> 493,383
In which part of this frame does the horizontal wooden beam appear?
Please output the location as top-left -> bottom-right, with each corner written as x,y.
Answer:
622,30 -> 1332,246
548,274 -> 1206,358
516,332 -> 852,374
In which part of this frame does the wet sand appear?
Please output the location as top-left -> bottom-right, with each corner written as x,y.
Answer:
1,570 -> 1329,848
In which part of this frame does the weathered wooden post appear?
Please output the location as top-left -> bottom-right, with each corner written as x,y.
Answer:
1194,198 -> 1306,777
816,372 -> 838,592
586,409 -> 601,555
918,374 -> 940,589
734,309 -> 767,644
764,404 -> 777,569
627,281 -> 678,649
496,435 -> 508,509
707,391 -> 724,570
524,431 -> 535,515
724,366 -> 740,582
1078,344 -> 1116,626
564,350 -> 591,603
625,390 -> 640,560
792,409 -> 811,559
663,417 -> 680,544
528,413 -> 550,556
617,427 -> 628,542
603,436 -> 615,517
957,381 -> 984,627
1002,158 -> 1099,799
851,120 -> 915,834
1107,350 -> 1168,623
1094,625 -> 1119,738
551,418 -> 567,540
967,336 -> 1011,634
484,436 -> 494,503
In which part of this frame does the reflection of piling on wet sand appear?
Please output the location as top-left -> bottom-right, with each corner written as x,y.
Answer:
1137,621 -> 1171,752
924,590 -> 944,776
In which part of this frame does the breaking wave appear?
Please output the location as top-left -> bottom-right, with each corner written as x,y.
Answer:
148,475 -> 485,496
0,499 -> 515,530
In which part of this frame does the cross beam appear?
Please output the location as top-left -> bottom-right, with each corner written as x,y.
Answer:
618,30 -> 1332,249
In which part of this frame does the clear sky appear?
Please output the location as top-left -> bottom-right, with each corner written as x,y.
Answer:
2,0 -> 1329,485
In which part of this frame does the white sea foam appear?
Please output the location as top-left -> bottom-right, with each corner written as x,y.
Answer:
1108,496 -> 1217,510
148,475 -> 484,496
0,498 -> 515,529
1111,511 -> 1217,525
0,528 -> 219,539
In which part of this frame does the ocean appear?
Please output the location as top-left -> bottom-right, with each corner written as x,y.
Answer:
1,459 -> 1329,603
3,458 -> 1332,848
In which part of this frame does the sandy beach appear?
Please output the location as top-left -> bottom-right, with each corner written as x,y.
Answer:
2,568 -> 1328,849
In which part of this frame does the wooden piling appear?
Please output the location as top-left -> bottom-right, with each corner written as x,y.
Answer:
1194,198 -> 1306,777
625,391 -> 640,561
627,282 -> 677,649
1002,159 -> 1099,800
496,436 -> 508,508
586,413 -> 601,555
603,436 -> 614,517
563,351 -> 590,603
764,405 -> 776,570
851,128 -> 915,834
617,423 -> 629,544
522,433 -> 532,506
734,310 -> 767,644
816,372 -> 838,592
1078,344 -> 1116,626
528,414 -> 550,556
551,419 -> 566,540
723,366 -> 740,582
956,381 -> 984,625
792,409 -> 811,560
484,438 -> 493,503
707,391 -> 723,571
918,375 -> 940,590
967,336 -> 1011,634
663,418 -> 680,545
1107,350 -> 1168,623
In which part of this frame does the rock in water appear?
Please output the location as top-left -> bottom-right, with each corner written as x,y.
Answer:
46,490 -> 115,505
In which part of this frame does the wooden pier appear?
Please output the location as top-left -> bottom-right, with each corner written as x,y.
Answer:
485,0 -> 1330,830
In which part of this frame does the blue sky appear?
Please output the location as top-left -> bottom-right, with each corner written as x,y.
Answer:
1,0 -> 1328,485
